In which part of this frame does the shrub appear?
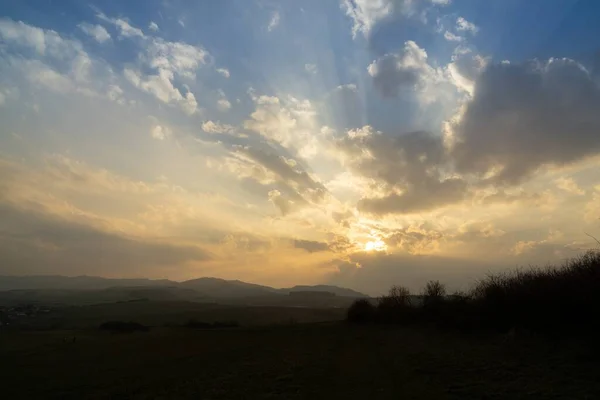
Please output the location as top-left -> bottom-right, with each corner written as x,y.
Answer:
347,299 -> 376,324
377,286 -> 415,324
345,251 -> 600,336
422,280 -> 446,308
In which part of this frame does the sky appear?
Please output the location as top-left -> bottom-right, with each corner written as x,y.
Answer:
1,0 -> 600,295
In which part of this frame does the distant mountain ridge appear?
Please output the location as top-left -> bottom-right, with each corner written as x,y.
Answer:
0,275 -> 368,298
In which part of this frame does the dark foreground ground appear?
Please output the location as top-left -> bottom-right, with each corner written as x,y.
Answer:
2,323 -> 600,400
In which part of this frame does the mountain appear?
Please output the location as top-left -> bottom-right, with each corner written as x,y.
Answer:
0,275 -> 368,299
179,278 -> 280,298
0,275 -> 177,291
280,285 -> 367,298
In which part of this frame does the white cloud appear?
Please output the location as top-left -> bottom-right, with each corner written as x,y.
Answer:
341,0 -> 393,38
305,63 -> 318,74
97,13 -> 144,38
217,68 -> 230,78
149,21 -> 159,32
456,16 -> 478,34
268,11 -> 280,32
217,98 -> 232,111
244,93 -> 322,159
555,177 -> 585,195
23,60 -> 75,94
124,68 -> 198,114
77,23 -> 111,43
116,26 -> 208,114
202,120 -> 235,134
0,18 -> 83,58
151,124 -> 172,140
367,40 -> 457,107
443,30 -> 463,42
341,0 -> 450,38
145,38 -> 209,79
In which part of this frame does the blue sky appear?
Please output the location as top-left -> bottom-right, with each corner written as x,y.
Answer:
1,0 -> 600,294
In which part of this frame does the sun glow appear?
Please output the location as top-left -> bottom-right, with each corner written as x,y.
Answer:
364,239 -> 386,252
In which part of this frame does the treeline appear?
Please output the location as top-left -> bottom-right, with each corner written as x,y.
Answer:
348,251 -> 600,334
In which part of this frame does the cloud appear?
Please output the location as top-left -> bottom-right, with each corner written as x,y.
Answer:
217,68 -> 230,78
0,18 -> 83,57
124,67 -> 198,114
267,11 -> 280,32
217,98 -> 232,111
151,125 -> 172,140
341,0 -> 393,38
304,63 -> 318,74
293,239 -> 330,253
341,0 -> 450,38
244,93 -> 321,159
0,202 -> 211,276
149,21 -> 159,32
447,49 -> 488,95
450,57 -> 600,185
78,22 -> 111,43
202,120 -> 235,135
555,177 -> 585,195
367,40 -> 434,98
443,31 -> 463,42
97,13 -> 144,38
337,126 -> 466,214
456,16 -> 479,34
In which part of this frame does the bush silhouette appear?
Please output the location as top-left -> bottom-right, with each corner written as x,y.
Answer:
346,251 -> 600,336
376,285 -> 415,324
346,299 -> 376,324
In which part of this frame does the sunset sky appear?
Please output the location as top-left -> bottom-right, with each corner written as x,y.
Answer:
1,0 -> 600,295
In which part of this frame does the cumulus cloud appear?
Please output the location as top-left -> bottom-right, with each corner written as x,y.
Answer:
443,31 -> 463,42
244,93 -> 321,159
341,0 -> 450,38
217,68 -> 230,78
97,13 -> 144,38
78,22 -> 111,43
456,16 -> 479,34
202,120 -> 235,135
124,67 -> 198,114
337,126 -> 466,214
217,98 -> 231,111
0,18 -> 83,58
450,57 -> 600,185
149,21 -> 159,32
151,125 -> 172,140
367,40 -> 455,106
305,63 -> 318,74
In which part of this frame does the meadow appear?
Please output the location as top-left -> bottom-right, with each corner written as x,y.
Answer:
2,319 -> 600,399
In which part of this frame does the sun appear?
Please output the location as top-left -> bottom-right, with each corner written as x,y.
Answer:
364,239 -> 386,252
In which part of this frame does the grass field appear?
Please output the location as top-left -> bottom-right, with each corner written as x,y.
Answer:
2,322 -> 600,399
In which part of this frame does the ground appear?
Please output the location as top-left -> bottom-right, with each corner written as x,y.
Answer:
2,322 -> 599,399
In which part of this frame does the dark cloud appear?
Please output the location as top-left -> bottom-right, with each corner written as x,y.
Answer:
452,58 -> 600,184
0,202 -> 211,276
367,41 -> 428,98
293,239 -> 329,253
339,128 -> 467,214
358,177 -> 466,214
